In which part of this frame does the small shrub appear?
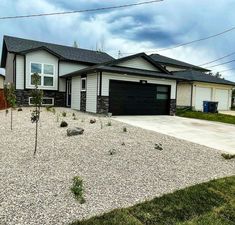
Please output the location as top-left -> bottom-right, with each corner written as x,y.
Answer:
46,106 -> 52,111
121,142 -> 125,146
71,176 -> 85,204
62,111 -> 67,117
221,153 -> 235,160
72,113 -> 77,120
52,108 -> 56,115
90,118 -> 96,124
107,121 -> 112,126
155,143 -> 163,151
123,127 -> 127,132
18,107 -> 23,112
109,149 -> 116,155
60,120 -> 68,127
5,109 -> 9,116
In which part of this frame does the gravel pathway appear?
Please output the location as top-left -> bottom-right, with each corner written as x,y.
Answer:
0,107 -> 234,225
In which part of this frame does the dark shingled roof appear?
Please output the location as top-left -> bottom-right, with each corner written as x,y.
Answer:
173,70 -> 235,86
150,54 -> 209,72
1,36 -> 114,66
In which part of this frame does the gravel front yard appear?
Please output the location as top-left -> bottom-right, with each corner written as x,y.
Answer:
0,108 -> 234,225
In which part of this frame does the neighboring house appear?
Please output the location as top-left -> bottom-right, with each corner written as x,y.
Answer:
1,35 -> 235,115
0,74 -> 6,110
150,54 -> 235,111
173,70 -> 234,111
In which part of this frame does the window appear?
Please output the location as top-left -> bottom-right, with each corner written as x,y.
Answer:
30,62 -> 55,87
156,86 -> 169,100
81,77 -> 86,91
29,97 -> 54,106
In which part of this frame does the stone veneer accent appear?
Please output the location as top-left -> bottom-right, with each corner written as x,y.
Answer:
15,90 -> 66,107
170,99 -> 176,116
80,92 -> 86,111
97,96 -> 109,114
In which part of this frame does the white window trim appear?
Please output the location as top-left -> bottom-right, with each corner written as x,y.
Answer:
30,62 -> 55,88
29,97 -> 54,106
81,77 -> 87,91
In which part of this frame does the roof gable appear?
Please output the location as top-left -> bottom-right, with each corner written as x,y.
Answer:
107,53 -> 170,74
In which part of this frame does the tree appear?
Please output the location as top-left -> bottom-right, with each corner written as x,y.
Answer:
4,83 -> 16,130
30,73 -> 43,156
208,72 -> 223,79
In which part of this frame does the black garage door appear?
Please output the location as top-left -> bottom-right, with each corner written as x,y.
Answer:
109,80 -> 170,115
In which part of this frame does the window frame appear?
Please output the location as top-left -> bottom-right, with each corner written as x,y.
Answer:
29,97 -> 54,106
30,62 -> 55,88
81,77 -> 87,91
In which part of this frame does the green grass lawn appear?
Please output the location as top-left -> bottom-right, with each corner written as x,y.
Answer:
176,109 -> 235,125
70,176 -> 235,225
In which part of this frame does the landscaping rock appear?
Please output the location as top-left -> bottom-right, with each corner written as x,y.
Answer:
67,127 -> 84,136
60,121 -> 68,127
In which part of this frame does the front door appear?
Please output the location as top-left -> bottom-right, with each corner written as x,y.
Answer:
66,79 -> 71,107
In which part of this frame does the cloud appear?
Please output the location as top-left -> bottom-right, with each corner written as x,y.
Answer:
0,0 -> 235,81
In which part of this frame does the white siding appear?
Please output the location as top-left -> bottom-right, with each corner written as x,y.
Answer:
86,73 -> 98,113
118,57 -> 160,71
102,72 -> 176,99
59,62 -> 88,92
177,83 -> 192,106
59,62 -> 87,76
16,55 -> 24,89
25,50 -> 58,90
59,78 -> 66,92
5,52 -> 14,83
71,76 -> 81,110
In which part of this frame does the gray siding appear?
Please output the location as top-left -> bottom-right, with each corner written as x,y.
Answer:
5,52 -> 14,83
16,55 -> 24,90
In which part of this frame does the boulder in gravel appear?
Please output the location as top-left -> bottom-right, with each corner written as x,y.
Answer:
67,127 -> 84,136
60,121 -> 68,127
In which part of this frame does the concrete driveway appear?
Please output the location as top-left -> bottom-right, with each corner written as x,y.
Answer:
113,116 -> 235,154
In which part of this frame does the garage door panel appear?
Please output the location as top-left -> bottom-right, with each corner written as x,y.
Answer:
215,89 -> 229,110
109,80 -> 170,115
195,87 -> 212,111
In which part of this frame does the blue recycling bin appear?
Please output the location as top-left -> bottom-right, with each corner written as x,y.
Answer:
203,101 -> 209,113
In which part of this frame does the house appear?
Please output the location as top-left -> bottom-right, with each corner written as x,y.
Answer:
149,54 -> 235,111
1,35 -> 234,115
0,35 -> 113,106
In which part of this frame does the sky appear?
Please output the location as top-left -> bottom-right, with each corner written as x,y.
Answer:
0,0 -> 235,81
